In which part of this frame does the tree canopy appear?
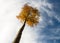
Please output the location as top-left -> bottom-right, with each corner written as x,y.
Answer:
16,4 -> 40,26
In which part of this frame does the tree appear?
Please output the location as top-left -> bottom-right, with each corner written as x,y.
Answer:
13,4 -> 40,43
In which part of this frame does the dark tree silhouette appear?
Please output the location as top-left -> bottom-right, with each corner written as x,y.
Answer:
13,4 -> 40,43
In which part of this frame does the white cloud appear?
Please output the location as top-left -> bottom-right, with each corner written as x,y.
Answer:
0,0 -> 23,43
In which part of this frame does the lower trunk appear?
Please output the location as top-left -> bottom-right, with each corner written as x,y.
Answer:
13,21 -> 26,43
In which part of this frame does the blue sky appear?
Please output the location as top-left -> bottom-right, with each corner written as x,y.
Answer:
0,0 -> 60,43
36,0 -> 60,43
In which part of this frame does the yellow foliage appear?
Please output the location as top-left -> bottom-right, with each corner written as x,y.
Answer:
16,4 -> 40,27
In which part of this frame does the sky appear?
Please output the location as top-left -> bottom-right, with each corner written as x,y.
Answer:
0,0 -> 60,43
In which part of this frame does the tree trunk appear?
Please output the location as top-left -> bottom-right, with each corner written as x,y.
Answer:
13,21 -> 26,43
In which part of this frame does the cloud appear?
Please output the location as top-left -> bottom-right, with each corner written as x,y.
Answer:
31,0 -> 60,43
